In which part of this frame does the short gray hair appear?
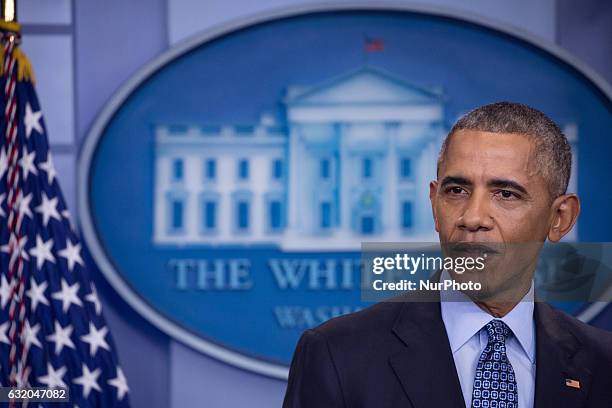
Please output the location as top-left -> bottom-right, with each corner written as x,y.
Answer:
437,102 -> 572,198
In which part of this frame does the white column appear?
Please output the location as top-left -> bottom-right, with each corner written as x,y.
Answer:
339,123 -> 351,235
252,155 -> 266,239
185,155 -> 199,240
287,125 -> 301,235
153,155 -> 168,242
218,153 -> 233,240
386,125 -> 399,238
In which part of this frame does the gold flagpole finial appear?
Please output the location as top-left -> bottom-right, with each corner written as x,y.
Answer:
1,0 -> 35,83
1,0 -> 17,22
0,0 -> 20,33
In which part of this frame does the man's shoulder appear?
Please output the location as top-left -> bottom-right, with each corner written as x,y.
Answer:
309,301 -> 405,345
541,303 -> 612,359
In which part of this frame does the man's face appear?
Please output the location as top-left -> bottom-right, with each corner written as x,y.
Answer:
430,129 -> 554,299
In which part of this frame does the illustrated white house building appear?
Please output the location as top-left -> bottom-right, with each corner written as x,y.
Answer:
152,68 -> 578,249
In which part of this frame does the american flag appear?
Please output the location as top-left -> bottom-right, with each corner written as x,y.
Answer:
0,26 -> 129,406
364,37 -> 384,52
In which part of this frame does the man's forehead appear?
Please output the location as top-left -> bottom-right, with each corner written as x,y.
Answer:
442,130 -> 538,180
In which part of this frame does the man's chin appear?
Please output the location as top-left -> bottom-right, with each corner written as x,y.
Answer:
449,269 -> 525,303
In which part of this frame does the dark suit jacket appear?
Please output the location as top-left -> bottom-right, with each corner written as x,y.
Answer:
283,296 -> 612,407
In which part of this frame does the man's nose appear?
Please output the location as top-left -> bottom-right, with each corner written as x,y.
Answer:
456,191 -> 494,232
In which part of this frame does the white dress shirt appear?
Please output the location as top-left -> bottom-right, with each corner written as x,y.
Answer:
440,270 -> 536,408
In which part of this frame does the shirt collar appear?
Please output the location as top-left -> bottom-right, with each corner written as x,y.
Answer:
440,270 -> 535,363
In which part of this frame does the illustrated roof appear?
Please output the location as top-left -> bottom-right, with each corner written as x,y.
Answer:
285,67 -> 443,105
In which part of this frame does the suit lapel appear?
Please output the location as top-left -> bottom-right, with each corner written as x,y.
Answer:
534,302 -> 591,408
389,299 -> 466,408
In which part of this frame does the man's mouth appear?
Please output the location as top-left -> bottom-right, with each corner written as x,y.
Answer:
448,242 -> 501,257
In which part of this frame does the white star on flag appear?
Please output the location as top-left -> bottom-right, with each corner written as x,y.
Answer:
51,279 -> 83,312
29,235 -> 55,270
26,277 -> 50,312
35,192 -> 61,227
39,152 -> 57,184
18,191 -> 33,220
0,273 -> 13,309
0,193 -> 5,217
19,146 -> 38,180
23,320 -> 43,349
1,234 -> 29,264
24,102 -> 43,138
73,364 -> 102,398
38,363 -> 67,389
85,283 -> 102,315
0,321 -> 10,344
58,239 -> 84,272
80,322 -> 110,357
46,321 -> 75,354
0,148 -> 7,180
108,367 -> 130,400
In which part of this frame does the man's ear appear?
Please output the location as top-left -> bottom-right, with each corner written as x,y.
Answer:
548,194 -> 580,242
429,181 -> 440,233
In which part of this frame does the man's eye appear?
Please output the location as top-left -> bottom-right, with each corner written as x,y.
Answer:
496,190 -> 518,199
446,186 -> 466,195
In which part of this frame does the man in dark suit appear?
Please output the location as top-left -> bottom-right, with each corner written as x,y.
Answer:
283,102 -> 612,407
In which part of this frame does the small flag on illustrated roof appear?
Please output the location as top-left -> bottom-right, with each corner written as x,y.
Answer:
364,36 -> 384,52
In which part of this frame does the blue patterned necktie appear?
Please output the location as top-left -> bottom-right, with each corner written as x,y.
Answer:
471,319 -> 518,408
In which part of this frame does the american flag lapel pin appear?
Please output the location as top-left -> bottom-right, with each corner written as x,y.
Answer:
565,378 -> 581,389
